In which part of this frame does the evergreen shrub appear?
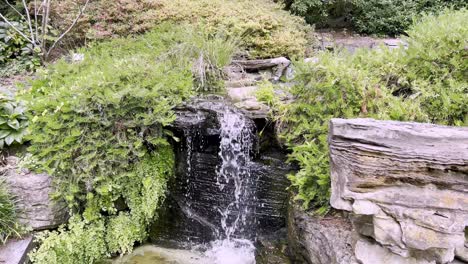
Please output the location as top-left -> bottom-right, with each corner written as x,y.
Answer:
265,9 -> 468,211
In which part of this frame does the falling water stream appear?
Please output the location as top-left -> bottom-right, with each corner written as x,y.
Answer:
203,107 -> 256,263
117,105 -> 258,264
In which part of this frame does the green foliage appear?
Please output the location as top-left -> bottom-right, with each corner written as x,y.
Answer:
0,21 -> 41,77
255,81 -> 279,107
0,95 -> 28,149
24,23 -> 232,263
51,0 -> 312,59
284,0 -> 467,35
351,0 -> 467,35
0,179 -> 21,244
29,149 -> 174,264
272,9 -> 467,211
23,24 -> 233,207
284,0 -> 355,28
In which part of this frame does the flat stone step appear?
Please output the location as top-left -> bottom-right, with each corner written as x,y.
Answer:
0,236 -> 34,264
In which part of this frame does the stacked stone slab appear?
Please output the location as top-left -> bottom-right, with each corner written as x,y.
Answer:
329,118 -> 468,264
224,57 -> 292,119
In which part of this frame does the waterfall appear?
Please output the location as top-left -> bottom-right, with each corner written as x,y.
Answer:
203,107 -> 256,263
216,107 -> 255,240
147,98 -> 292,264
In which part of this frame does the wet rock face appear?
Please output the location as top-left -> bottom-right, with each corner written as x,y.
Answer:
1,156 -> 68,231
150,97 -> 292,246
287,201 -> 358,264
329,118 -> 468,264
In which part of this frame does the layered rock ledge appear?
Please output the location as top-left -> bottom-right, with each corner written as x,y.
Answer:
329,118 -> 468,264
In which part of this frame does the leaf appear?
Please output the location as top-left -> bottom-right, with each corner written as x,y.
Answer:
7,119 -> 20,130
0,129 -> 10,139
4,134 -> 14,145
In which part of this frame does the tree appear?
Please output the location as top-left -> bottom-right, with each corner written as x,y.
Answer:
0,0 -> 90,62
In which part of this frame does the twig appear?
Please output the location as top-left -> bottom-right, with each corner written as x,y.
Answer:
21,0 -> 36,44
45,0 -> 90,59
34,0 -> 39,42
41,0 -> 50,54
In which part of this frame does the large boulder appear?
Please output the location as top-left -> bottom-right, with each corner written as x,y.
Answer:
329,118 -> 468,264
1,156 -> 68,230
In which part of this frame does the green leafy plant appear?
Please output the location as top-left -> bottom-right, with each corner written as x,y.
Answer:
29,150 -> 174,264
0,95 -> 28,149
0,179 -> 21,244
0,21 -> 40,77
24,23 -> 236,263
49,0 -> 313,59
283,0 -> 467,35
266,9 -> 467,211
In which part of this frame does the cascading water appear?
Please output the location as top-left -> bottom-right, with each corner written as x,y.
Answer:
203,107 -> 256,264
141,97 -> 292,264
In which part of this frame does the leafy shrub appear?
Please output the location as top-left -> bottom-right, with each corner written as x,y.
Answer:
351,0 -> 467,35
0,179 -> 21,244
24,23 -> 235,263
0,95 -> 28,149
51,0 -> 312,59
29,151 -> 173,263
267,9 -> 467,211
0,21 -> 40,77
284,0 -> 355,28
283,0 -> 467,35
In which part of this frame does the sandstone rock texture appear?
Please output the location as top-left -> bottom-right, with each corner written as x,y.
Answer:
287,201 -> 358,264
1,156 -> 68,230
329,118 -> 468,264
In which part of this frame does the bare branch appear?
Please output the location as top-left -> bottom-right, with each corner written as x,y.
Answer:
3,0 -> 25,20
41,0 -> 50,53
34,0 -> 39,42
0,12 -> 34,43
21,0 -> 36,44
46,0 -> 90,58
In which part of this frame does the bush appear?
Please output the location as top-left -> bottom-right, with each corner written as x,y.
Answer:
352,0 -> 467,35
0,21 -> 40,77
0,179 -> 21,244
283,0 -> 467,35
268,9 -> 467,211
284,0 -> 355,28
51,0 -> 312,59
29,151 -> 173,264
0,95 -> 28,149
24,23 -> 234,263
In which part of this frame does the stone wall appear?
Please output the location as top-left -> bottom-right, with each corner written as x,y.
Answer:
329,118 -> 468,264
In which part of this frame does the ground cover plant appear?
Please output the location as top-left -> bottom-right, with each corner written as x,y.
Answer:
263,9 -> 468,212
50,0 -> 312,59
23,23 -> 237,263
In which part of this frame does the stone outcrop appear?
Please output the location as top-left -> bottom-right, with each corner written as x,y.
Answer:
287,201 -> 358,264
1,156 -> 68,230
329,118 -> 468,264
224,57 -> 292,119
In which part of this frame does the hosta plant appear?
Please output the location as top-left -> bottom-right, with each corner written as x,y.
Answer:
0,96 -> 28,149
